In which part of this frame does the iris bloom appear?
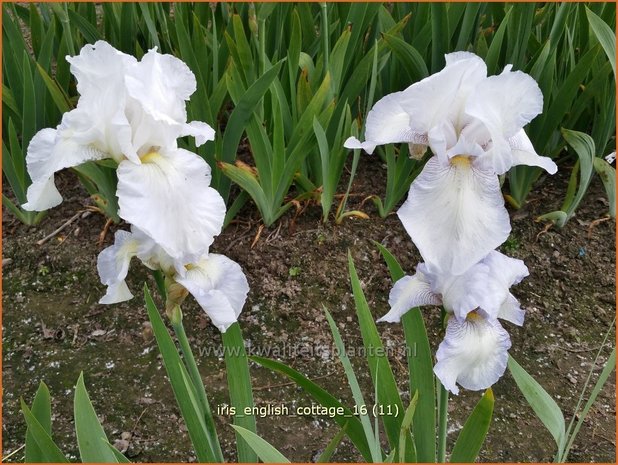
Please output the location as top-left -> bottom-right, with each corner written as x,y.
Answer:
345,52 -> 557,274
23,41 -> 223,265
379,250 -> 528,394
98,226 -> 249,333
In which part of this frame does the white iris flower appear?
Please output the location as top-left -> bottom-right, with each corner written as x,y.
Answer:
98,227 -> 249,333
378,250 -> 529,394
23,41 -> 223,265
345,52 -> 557,274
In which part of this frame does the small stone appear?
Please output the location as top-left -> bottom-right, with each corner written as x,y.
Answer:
114,439 -> 130,453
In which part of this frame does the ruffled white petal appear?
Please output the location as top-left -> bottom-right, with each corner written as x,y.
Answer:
182,121 -> 216,147
508,129 -> 558,174
63,103 -> 136,163
480,251 -> 528,321
428,121 -> 486,165
426,251 -> 528,320
434,312 -> 511,394
130,227 -> 179,276
116,148 -> 224,264
358,92 -> 428,154
97,230 -> 138,304
344,136 -> 377,154
22,129 -> 62,211
100,281 -> 134,305
23,128 -> 107,211
23,129 -> 58,181
469,69 -> 543,138
465,70 -> 543,174
421,261 -> 491,321
498,293 -> 525,326
123,49 -> 214,154
427,121 -> 458,165
125,48 -> 195,126
66,41 -> 136,162
66,40 -> 136,98
483,250 -> 529,288
398,157 -> 511,275
23,176 -> 63,212
404,52 -> 487,134
176,254 -> 249,332
378,272 -> 441,323
345,52 -> 485,155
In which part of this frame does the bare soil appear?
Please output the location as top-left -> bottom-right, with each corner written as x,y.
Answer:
2,155 -> 616,462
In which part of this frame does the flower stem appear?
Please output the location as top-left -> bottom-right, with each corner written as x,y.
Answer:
170,307 -> 224,462
221,323 -> 258,462
437,381 -> 449,462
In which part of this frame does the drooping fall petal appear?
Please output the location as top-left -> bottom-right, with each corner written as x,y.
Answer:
97,230 -> 139,304
116,148 -> 225,264
398,157 -> 511,275
434,311 -> 511,394
176,254 -> 250,332
378,271 -> 441,323
22,128 -> 107,211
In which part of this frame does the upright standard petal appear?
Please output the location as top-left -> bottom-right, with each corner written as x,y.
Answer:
398,156 -> 511,275
124,49 -> 215,154
465,70 -> 543,174
66,41 -> 137,162
422,260 -> 492,321
23,127 -> 107,211
403,52 -> 487,133
97,230 -> 139,304
125,48 -> 196,125
66,40 -> 136,98
62,99 -> 135,163
434,312 -> 511,394
424,251 -> 529,321
176,254 -> 250,333
344,52 -> 486,154
478,251 -> 528,321
378,271 -> 441,323
467,70 -> 543,138
116,148 -> 225,264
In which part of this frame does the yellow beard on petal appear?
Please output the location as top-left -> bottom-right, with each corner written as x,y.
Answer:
466,310 -> 481,320
140,151 -> 162,164
450,155 -> 472,167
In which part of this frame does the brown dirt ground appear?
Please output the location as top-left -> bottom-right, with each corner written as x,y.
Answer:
2,154 -> 616,462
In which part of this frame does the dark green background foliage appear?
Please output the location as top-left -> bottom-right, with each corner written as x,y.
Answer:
2,3 -> 615,226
